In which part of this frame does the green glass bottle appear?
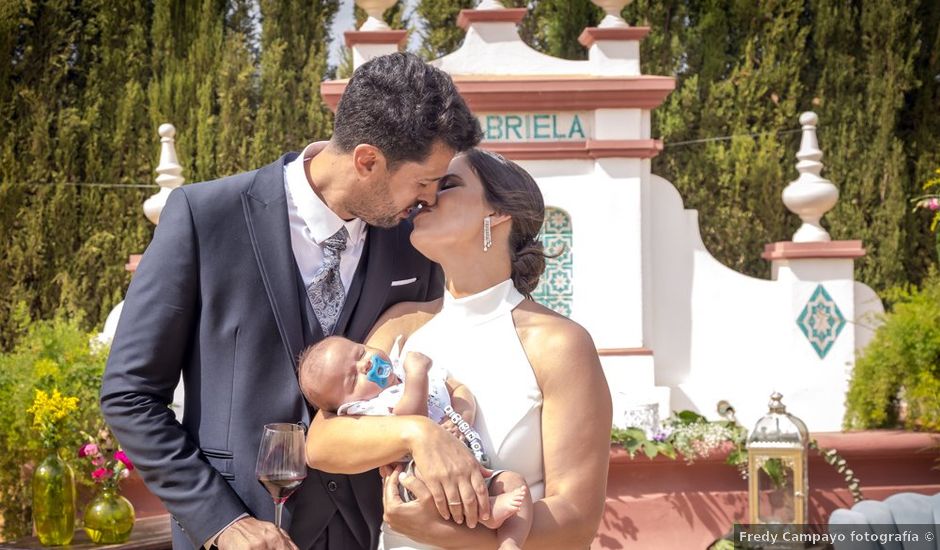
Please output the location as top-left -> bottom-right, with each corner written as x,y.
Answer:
31,453 -> 76,545
83,487 -> 135,544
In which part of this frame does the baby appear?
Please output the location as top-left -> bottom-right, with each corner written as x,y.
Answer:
298,336 -> 531,550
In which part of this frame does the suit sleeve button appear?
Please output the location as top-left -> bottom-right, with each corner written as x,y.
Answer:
327,480 -> 337,492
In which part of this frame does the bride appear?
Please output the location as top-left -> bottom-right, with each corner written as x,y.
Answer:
307,148 -> 612,549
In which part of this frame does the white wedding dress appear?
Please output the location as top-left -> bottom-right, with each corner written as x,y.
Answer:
378,279 -> 545,550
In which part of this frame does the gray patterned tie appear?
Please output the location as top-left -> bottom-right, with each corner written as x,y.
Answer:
307,226 -> 349,336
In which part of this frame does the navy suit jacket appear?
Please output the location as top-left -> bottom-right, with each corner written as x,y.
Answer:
100,153 -> 443,550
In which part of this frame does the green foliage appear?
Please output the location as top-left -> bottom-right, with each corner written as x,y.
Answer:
0,1 -> 339,349
0,316 -> 109,540
845,270 -> 940,431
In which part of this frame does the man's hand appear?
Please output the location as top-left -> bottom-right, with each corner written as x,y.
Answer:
402,351 -> 433,378
408,421 -> 491,528
215,517 -> 298,550
382,466 -> 444,542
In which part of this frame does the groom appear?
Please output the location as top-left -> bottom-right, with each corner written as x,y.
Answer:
101,53 -> 482,550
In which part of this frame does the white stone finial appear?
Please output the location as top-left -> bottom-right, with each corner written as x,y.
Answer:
592,0 -> 631,28
781,112 -> 838,242
357,0 -> 397,31
144,123 -> 185,225
477,0 -> 505,9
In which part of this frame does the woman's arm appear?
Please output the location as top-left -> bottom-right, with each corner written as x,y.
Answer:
521,319 -> 612,548
382,315 -> 613,549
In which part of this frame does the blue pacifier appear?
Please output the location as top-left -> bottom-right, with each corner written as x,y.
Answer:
367,355 -> 393,388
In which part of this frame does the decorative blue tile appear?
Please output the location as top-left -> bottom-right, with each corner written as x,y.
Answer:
532,207 -> 573,316
796,284 -> 846,359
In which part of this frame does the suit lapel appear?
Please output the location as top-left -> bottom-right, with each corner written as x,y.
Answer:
335,225 -> 397,342
242,154 -> 305,371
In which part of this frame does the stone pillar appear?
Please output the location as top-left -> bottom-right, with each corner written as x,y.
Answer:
578,0 -> 646,77
763,112 -> 865,274
760,112 -> 873,429
345,0 -> 407,70
127,123 -> 186,273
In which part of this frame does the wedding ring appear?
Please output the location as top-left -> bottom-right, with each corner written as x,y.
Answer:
447,501 -> 461,506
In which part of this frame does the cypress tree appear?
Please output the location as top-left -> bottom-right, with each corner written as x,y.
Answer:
810,0 -> 921,291
415,0 -> 475,60
630,0 -> 808,278
217,0 -> 259,176
900,0 -> 940,277
0,0 -> 87,346
529,0 -> 601,60
252,0 -> 338,165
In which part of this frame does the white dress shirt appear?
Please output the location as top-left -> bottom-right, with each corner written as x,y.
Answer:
284,142 -> 368,295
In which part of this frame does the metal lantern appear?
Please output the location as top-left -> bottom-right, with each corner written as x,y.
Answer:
747,392 -> 809,524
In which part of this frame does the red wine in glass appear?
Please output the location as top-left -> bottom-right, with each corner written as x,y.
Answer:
255,423 -> 307,529
258,475 -> 304,502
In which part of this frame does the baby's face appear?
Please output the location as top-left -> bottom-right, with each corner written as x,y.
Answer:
330,340 -> 401,405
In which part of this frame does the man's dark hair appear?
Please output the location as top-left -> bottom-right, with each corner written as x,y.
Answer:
332,52 -> 482,167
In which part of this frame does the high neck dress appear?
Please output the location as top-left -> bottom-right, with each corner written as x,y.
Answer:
379,279 -> 545,550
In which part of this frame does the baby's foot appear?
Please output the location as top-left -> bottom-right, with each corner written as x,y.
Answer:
481,485 -> 527,529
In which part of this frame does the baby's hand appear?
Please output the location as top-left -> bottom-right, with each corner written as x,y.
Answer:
402,351 -> 432,377
439,418 -> 464,441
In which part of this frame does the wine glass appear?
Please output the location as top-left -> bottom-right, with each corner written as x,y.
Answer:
255,423 -> 307,529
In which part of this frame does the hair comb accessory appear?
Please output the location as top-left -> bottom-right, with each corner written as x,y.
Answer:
367,355 -> 393,388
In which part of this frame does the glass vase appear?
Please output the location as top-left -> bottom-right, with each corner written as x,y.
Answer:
83,487 -> 135,544
31,452 -> 76,546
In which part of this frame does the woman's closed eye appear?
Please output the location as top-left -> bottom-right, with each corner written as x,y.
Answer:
438,176 -> 461,192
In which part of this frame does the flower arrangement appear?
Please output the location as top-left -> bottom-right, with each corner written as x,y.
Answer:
26,388 -> 79,450
612,410 -> 747,466
77,430 -> 134,493
612,406 -> 864,503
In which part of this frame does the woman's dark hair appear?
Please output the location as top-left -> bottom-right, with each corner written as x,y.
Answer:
464,148 -> 548,298
333,52 -> 482,167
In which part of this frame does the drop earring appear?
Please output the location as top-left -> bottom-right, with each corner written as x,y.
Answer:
482,216 -> 492,252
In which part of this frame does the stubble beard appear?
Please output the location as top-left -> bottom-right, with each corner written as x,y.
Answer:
348,179 -> 401,228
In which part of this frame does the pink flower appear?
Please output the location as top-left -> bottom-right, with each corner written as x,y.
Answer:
92,468 -> 112,481
114,450 -> 134,471
92,456 -> 105,466
78,443 -> 98,458
928,197 -> 940,211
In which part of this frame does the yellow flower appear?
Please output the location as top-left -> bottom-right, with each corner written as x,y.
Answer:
27,388 -> 79,430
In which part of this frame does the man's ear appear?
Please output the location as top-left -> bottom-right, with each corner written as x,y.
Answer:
352,144 -> 387,178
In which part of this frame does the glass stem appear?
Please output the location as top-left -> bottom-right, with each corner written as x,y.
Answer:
274,500 -> 284,529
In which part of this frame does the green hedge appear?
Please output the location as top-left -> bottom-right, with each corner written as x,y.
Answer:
845,270 -> 940,431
